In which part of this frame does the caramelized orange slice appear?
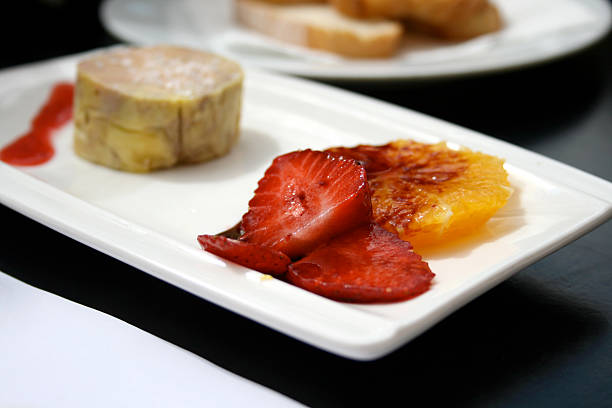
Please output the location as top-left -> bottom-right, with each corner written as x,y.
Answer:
327,140 -> 512,249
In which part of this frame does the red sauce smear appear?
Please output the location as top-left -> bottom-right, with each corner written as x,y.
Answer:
0,82 -> 74,166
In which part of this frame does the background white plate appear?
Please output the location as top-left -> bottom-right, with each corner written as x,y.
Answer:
100,0 -> 612,80
1,53 -> 611,359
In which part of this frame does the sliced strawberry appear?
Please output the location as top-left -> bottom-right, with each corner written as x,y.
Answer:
240,150 -> 372,259
287,224 -> 434,303
198,234 -> 290,275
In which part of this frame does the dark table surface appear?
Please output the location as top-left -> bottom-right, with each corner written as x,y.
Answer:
2,1 -> 611,406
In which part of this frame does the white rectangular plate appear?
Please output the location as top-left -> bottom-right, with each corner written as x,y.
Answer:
1,52 -> 611,360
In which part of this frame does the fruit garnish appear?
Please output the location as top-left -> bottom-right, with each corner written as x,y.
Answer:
240,149 -> 372,259
197,234 -> 290,275
327,140 -> 511,249
287,224 -> 434,303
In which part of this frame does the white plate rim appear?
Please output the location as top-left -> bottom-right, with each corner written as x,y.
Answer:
1,52 -> 611,360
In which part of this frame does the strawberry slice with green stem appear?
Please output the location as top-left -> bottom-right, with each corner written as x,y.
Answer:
240,150 -> 372,259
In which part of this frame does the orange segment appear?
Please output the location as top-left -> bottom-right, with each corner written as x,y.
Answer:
327,140 -> 512,249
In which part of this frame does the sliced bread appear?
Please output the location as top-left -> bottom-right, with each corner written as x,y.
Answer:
330,0 -> 502,40
235,0 -> 404,58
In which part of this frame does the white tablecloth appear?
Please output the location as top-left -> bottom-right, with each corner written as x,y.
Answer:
0,271 -> 302,407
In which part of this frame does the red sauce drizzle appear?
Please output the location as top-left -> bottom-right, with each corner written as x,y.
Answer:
0,82 -> 74,166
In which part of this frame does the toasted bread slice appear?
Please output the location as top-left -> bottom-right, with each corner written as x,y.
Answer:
235,0 -> 404,58
258,0 -> 326,3
331,0 -> 502,39
404,3 -> 502,40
